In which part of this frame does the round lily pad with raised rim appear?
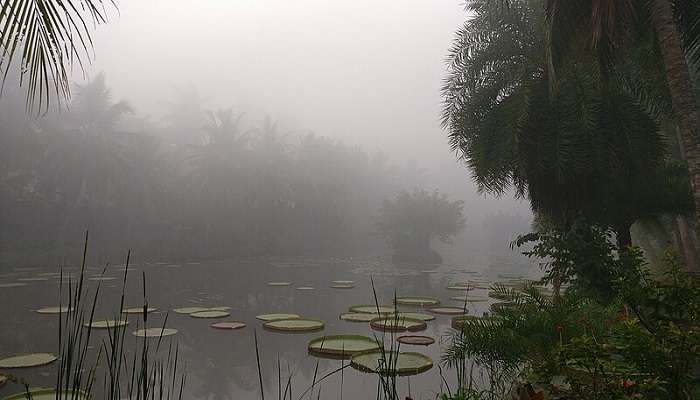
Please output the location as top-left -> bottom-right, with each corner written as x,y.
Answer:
133,328 -> 178,338
370,317 -> 427,332
339,312 -> 377,322
18,277 -> 48,282
308,335 -> 381,359
429,307 -> 468,316
35,306 -> 71,314
0,353 -> 57,368
350,351 -> 433,376
296,286 -> 315,291
0,283 -> 27,288
1,389 -> 89,400
256,313 -> 301,322
450,296 -> 488,303
267,282 -> 291,287
397,335 -> 435,346
122,307 -> 157,314
211,321 -> 246,330
84,319 -> 129,329
190,310 -> 230,319
349,305 -> 395,315
263,318 -> 324,333
330,284 -> 355,289
332,280 -> 355,285
173,307 -> 209,314
394,312 -> 435,321
395,296 -> 440,307
89,277 -> 115,281
208,306 -> 232,311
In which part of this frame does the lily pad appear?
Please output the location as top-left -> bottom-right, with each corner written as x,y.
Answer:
350,351 -> 433,376
173,307 -> 209,314
133,328 -> 178,338
84,320 -> 129,329
18,278 -> 48,282
267,282 -> 291,287
0,283 -> 27,288
89,277 -> 115,281
122,307 -> 157,314
208,306 -> 232,311
0,353 -> 57,368
296,286 -> 315,291
35,306 -> 71,314
211,321 -> 246,330
1,389 -> 89,400
349,305 -> 395,315
330,284 -> 355,289
450,296 -> 488,303
263,318 -> 324,333
308,335 -> 382,359
339,312 -> 378,322
429,307 -> 468,316
395,296 -> 440,307
256,313 -> 301,322
397,335 -> 435,346
394,312 -> 435,321
370,317 -> 427,332
332,280 -> 355,285
190,310 -> 230,319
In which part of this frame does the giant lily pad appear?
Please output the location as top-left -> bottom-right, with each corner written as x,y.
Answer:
256,313 -> 301,322
133,328 -> 178,338
349,305 -> 395,315
332,280 -> 355,285
394,312 -> 435,321
339,312 -> 377,322
296,286 -> 315,291
122,307 -> 157,314
1,389 -> 89,400
397,335 -> 435,346
0,353 -> 57,368
267,282 -> 291,287
18,278 -> 48,282
211,321 -> 246,330
429,307 -> 468,316
0,283 -> 27,288
330,284 -> 355,289
395,297 -> 440,307
263,318 -> 324,333
350,351 -> 433,376
89,277 -> 115,281
84,320 -> 129,329
450,296 -> 488,303
190,310 -> 229,319
308,335 -> 382,359
370,317 -> 427,332
173,307 -> 209,314
35,306 -> 71,315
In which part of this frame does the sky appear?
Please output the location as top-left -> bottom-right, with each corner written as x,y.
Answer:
87,0 -> 530,221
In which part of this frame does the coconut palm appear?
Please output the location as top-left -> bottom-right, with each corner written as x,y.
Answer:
0,1 -> 115,113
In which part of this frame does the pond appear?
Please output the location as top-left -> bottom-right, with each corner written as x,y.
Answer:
0,258 -> 505,399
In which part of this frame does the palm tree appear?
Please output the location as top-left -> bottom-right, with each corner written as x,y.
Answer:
545,0 -> 700,228
0,1 -> 115,113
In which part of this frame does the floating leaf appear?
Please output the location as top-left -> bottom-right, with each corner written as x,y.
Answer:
0,283 -> 27,288
256,313 -> 301,322
263,318 -> 324,333
429,307 -> 468,315
350,351 -> 433,376
308,335 -> 381,359
18,278 -> 48,282
190,310 -> 230,319
35,306 -> 71,315
394,312 -> 435,321
0,353 -> 57,368
395,296 -> 440,307
122,307 -> 157,314
370,317 -> 427,332
84,320 -> 129,329
397,335 -> 435,346
450,296 -> 488,303
296,287 -> 315,291
339,312 -> 377,322
211,321 -> 246,330
267,282 -> 291,287
330,284 -> 355,289
349,305 -> 395,315
173,307 -> 209,314
88,277 -> 115,281
331,280 -> 355,285
133,328 -> 178,338
1,389 -> 88,399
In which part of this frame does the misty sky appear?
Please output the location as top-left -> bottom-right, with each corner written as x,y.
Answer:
88,0 -> 529,219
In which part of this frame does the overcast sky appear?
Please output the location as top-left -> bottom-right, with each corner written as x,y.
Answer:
87,0 -> 529,218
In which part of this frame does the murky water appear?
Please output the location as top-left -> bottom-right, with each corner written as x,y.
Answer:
0,258 -> 501,399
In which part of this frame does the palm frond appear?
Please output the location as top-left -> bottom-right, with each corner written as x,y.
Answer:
0,0 -> 115,114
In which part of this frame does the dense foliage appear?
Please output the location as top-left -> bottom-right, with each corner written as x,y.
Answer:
0,75 -> 432,264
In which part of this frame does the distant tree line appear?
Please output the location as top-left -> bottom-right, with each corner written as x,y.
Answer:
0,74 -> 436,264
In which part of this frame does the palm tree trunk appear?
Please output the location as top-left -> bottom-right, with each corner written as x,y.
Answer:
650,0 -> 700,272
